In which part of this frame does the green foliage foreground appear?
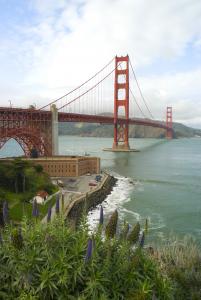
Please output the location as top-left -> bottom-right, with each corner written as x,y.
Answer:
0,214 -> 172,300
0,158 -> 58,222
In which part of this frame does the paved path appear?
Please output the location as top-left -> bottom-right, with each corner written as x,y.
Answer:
42,173 -> 106,223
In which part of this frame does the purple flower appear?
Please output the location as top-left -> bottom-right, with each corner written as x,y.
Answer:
47,206 -> 52,222
139,231 -> 145,248
99,205 -> 104,225
32,199 -> 38,218
3,201 -> 9,224
0,232 -> 3,244
85,238 -> 93,263
55,194 -> 60,214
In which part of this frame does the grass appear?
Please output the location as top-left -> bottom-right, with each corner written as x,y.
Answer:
151,236 -> 201,299
5,189 -> 58,222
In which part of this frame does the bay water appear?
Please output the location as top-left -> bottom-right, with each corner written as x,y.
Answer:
1,136 -> 201,243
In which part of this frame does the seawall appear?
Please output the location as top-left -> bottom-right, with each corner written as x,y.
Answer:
64,173 -> 117,226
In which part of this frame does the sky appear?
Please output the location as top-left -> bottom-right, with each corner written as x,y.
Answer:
0,0 -> 201,127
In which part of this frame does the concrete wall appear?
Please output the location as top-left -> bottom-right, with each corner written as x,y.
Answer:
65,174 -> 117,227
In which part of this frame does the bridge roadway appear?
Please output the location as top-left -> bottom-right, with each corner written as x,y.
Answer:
0,107 -> 168,130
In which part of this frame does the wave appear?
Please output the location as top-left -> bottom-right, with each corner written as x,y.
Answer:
87,173 -> 138,230
87,173 -> 166,239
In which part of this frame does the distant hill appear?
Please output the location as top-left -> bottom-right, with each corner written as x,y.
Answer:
59,120 -> 201,138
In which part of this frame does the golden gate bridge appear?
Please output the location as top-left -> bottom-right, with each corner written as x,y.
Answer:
0,55 -> 173,157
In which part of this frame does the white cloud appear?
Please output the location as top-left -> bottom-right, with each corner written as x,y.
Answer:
1,0 -> 201,126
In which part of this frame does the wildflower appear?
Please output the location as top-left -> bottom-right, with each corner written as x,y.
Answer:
127,222 -> 140,244
105,210 -> 118,239
139,231 -> 145,248
152,292 -> 158,300
0,231 -> 3,244
11,227 -> 23,250
85,238 -> 93,263
32,199 -> 38,218
145,218 -> 148,234
35,206 -> 39,218
120,221 -> 130,240
47,205 -> 52,222
99,205 -> 104,225
3,201 -> 9,225
55,194 -> 60,214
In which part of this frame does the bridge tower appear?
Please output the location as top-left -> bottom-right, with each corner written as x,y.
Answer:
166,106 -> 173,139
51,104 -> 59,155
112,55 -> 130,150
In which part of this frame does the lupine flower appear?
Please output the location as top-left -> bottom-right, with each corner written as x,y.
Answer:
0,231 -> 3,244
105,210 -> 118,239
145,218 -> 148,234
152,292 -> 158,300
120,221 -> 130,240
47,205 -> 52,222
127,222 -> 140,244
3,201 -> 9,225
139,231 -> 145,248
32,199 -> 38,217
11,228 -> 23,250
99,205 -> 104,225
85,238 -> 93,263
35,206 -> 39,218
55,194 -> 60,214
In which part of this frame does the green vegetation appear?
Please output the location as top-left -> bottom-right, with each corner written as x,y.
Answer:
153,236 -> 201,299
0,212 -> 172,299
0,158 -> 58,222
0,204 -> 200,299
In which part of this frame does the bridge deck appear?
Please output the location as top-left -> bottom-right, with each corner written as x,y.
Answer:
0,107 -> 168,130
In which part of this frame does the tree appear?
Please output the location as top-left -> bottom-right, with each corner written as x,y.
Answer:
34,164 -> 43,173
13,159 -> 30,193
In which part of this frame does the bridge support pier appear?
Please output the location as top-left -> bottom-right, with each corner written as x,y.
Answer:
51,104 -> 59,155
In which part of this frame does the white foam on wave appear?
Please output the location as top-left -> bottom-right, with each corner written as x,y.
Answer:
148,213 -> 166,231
87,173 -> 139,230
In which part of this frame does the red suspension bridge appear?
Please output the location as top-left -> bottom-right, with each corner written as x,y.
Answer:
0,55 -> 173,157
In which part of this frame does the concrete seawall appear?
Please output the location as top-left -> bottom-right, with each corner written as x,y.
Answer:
64,173 -> 117,226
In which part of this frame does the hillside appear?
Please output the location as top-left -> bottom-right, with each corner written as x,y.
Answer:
59,120 -> 201,138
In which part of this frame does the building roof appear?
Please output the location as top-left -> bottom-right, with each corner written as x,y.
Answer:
36,190 -> 48,198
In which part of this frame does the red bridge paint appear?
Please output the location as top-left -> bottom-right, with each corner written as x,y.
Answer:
0,107 -> 171,156
0,55 -> 173,157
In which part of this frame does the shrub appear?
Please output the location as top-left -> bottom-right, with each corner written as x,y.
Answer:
0,213 -> 172,299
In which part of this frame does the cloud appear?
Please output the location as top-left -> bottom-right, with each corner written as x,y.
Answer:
0,0 -> 201,126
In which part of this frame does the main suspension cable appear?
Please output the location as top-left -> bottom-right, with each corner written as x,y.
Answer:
58,63 -> 121,110
39,57 -> 115,110
119,64 -> 147,118
129,59 -> 154,119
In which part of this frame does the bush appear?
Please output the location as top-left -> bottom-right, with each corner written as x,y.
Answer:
0,213 -> 172,299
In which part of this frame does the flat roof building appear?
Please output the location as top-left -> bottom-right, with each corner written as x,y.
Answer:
0,156 -> 100,177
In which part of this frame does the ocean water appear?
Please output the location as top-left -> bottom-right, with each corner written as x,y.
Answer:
1,136 -> 201,243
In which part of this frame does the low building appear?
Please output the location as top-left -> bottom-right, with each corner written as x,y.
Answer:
29,155 -> 100,177
0,155 -> 100,177
34,190 -> 49,204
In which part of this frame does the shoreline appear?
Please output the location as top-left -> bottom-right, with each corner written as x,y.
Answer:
64,172 -> 117,226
